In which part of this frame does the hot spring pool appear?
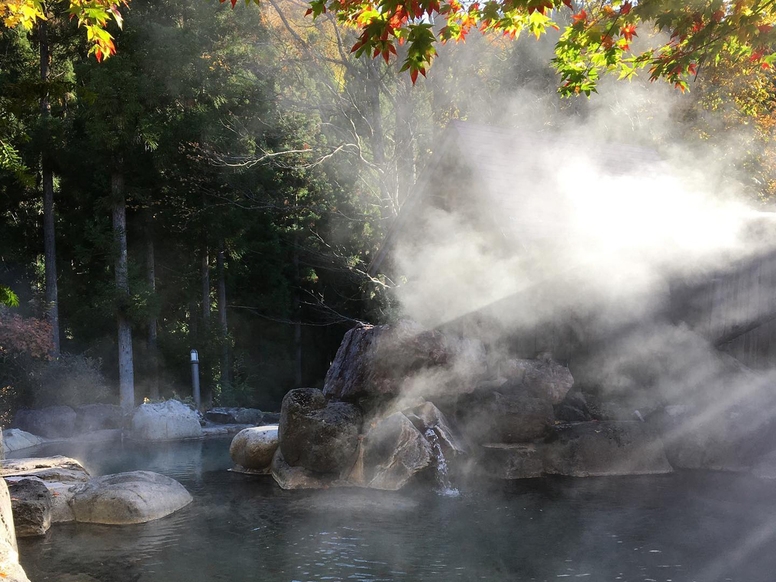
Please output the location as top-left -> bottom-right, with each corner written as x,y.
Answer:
12,437 -> 776,582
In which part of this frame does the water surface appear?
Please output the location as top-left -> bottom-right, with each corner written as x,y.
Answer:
14,438 -> 776,582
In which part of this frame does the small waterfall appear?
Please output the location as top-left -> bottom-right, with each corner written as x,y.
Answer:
424,427 -> 460,497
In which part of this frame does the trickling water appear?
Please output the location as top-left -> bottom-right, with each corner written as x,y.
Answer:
424,427 -> 460,497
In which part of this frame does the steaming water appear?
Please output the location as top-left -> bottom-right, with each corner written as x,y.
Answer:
14,438 -> 776,582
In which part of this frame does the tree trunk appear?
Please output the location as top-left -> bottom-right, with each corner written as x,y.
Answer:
217,242 -> 229,387
39,21 -> 60,357
112,171 -> 134,411
201,247 -> 210,330
394,72 -> 416,206
145,216 -> 159,400
293,246 -> 303,387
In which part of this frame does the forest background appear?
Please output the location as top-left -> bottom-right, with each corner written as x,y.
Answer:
1,0 -> 775,420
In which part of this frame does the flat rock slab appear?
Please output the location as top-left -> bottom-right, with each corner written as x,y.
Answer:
545,421 -> 673,477
481,443 -> 545,480
2,430 -> 45,456
480,421 -> 673,479
70,471 -> 192,525
0,457 -> 90,483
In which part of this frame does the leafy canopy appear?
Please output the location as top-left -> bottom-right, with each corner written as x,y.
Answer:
305,0 -> 776,95
4,1 -> 776,93
0,0 -> 127,60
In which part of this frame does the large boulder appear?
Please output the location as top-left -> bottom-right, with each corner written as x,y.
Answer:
554,391 -> 596,422
404,401 -> 465,456
356,412 -> 432,490
13,406 -> 76,439
3,475 -> 76,525
323,322 -> 449,401
3,430 -> 45,455
0,456 -> 90,483
230,426 -> 279,473
651,404 -> 776,472
459,390 -> 554,444
270,449 -> 337,490
74,404 -> 123,433
6,478 -> 52,537
279,388 -> 362,475
479,421 -> 672,479
0,480 -> 30,582
502,353 -> 574,404
70,471 -> 192,525
480,443 -> 545,480
131,400 -> 202,441
543,421 -> 673,477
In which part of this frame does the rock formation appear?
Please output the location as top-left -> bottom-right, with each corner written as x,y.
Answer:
131,400 -> 202,441
230,426 -> 279,473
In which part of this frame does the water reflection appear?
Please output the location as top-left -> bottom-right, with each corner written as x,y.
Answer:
15,439 -> 776,582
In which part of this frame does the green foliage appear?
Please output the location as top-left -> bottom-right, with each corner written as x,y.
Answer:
311,0 -> 776,95
0,286 -> 18,307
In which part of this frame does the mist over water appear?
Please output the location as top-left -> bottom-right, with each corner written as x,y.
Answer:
381,49 -> 776,420
17,438 -> 776,582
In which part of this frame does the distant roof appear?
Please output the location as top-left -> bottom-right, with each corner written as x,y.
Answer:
368,121 -> 666,276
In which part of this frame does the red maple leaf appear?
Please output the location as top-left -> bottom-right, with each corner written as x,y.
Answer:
571,9 -> 586,25
620,24 -> 637,41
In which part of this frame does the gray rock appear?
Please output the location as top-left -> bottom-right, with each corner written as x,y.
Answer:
2,430 -> 45,455
271,449 -> 336,490
279,388 -> 362,475
554,391 -> 595,422
0,456 -> 90,483
205,407 -> 265,425
460,391 -> 554,444
752,450 -> 776,479
13,406 -> 76,439
502,354 -> 574,404
70,471 -> 192,524
42,480 -> 76,523
261,412 -> 281,424
0,480 -> 30,581
480,443 -> 545,479
233,408 -> 265,425
479,421 -> 672,479
404,401 -> 465,455
205,408 -> 237,423
6,478 -> 52,536
323,322 -> 449,400
652,406 -> 772,471
131,400 -> 202,441
543,421 -> 673,477
230,426 -> 279,473
356,412 -> 432,490
74,404 -> 123,433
